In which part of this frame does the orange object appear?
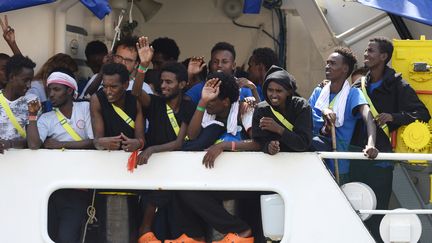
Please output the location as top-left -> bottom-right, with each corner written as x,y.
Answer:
164,234 -> 205,243
138,232 -> 161,243
127,138 -> 145,172
213,233 -> 254,243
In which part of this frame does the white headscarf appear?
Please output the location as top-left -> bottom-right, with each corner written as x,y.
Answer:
47,72 -> 78,98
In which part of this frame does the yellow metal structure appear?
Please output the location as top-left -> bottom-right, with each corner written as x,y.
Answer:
392,36 -> 432,164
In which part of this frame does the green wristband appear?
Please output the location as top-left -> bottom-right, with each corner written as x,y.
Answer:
138,65 -> 148,72
196,106 -> 205,112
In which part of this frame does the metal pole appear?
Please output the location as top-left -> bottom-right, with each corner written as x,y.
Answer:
318,152 -> 432,161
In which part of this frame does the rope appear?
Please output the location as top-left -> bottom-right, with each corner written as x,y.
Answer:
129,0 -> 134,24
81,189 -> 98,243
111,10 -> 125,51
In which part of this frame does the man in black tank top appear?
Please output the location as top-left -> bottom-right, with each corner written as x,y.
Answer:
90,63 -> 144,150
90,63 -> 145,242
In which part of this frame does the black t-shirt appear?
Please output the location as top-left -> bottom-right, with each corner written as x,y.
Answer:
145,95 -> 195,147
96,89 -> 137,138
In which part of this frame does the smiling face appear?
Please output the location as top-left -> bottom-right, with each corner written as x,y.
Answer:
325,52 -> 348,81
364,41 -> 387,69
160,71 -> 185,100
102,73 -> 128,103
9,67 -> 34,97
209,50 -> 236,75
266,81 -> 291,108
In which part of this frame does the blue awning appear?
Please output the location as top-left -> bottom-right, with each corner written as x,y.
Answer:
0,0 -> 56,12
357,0 -> 432,26
0,0 -> 111,19
80,0 -> 111,19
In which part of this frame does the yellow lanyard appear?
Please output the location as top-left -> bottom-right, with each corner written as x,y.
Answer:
112,104 -> 135,129
166,104 -> 180,136
270,106 -> 293,131
360,77 -> 390,137
166,104 -> 189,140
54,108 -> 82,141
0,92 -> 26,138
328,93 -> 339,110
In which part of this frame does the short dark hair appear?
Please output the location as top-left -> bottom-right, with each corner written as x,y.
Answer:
5,54 -> 36,79
351,66 -> 369,78
160,62 -> 188,84
334,47 -> 357,78
85,40 -> 108,59
211,42 -> 236,60
151,37 -> 180,61
102,63 -> 129,84
369,37 -> 393,64
207,72 -> 239,104
113,36 -> 140,63
251,48 -> 279,70
0,53 -> 10,61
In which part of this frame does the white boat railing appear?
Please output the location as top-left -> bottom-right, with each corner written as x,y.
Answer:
0,149 -> 377,243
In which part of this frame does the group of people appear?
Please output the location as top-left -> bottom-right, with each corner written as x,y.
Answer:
0,14 -> 430,243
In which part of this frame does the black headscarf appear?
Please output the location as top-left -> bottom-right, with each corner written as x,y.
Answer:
262,65 -> 297,103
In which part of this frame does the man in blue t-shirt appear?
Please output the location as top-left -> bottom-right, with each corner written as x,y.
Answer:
185,42 -> 255,103
309,47 -> 378,184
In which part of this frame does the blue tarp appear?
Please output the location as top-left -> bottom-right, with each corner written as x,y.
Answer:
243,0 -> 262,14
0,0 -> 111,19
80,0 -> 111,19
0,0 -> 55,13
358,0 -> 432,26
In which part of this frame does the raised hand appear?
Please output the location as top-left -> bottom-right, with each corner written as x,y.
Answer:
201,78 -> 221,103
188,56 -> 206,76
237,77 -> 256,90
0,15 -> 15,43
136,36 -> 153,68
27,100 -> 41,116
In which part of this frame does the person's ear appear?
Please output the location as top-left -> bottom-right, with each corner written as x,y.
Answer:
222,97 -> 231,108
179,80 -> 187,90
66,87 -> 74,96
123,80 -> 129,89
343,64 -> 349,76
380,52 -> 388,63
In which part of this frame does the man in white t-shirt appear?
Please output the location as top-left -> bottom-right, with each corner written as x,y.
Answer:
27,69 -> 93,243
0,54 -> 36,153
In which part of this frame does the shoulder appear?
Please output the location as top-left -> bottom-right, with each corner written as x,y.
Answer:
39,110 -> 56,123
182,98 -> 196,109
292,96 -> 310,109
189,82 -> 205,91
309,86 -> 322,98
74,101 -> 90,111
